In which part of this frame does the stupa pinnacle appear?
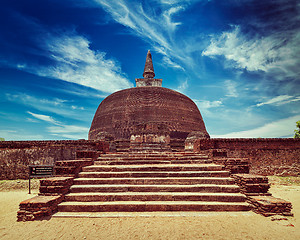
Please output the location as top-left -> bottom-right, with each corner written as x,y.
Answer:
135,50 -> 162,87
143,50 -> 155,78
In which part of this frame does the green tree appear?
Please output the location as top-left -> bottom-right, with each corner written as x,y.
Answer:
294,121 -> 300,138
0,138 -> 5,141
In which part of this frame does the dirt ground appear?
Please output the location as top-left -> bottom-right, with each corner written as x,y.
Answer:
0,177 -> 299,240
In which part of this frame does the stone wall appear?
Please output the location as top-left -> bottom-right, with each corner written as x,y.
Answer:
0,140 -> 109,180
193,138 -> 300,176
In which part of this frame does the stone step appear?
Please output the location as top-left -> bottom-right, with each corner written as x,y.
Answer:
56,159 -> 93,167
70,184 -> 240,193
58,201 -> 250,212
100,154 -> 208,159
130,145 -> 171,152
99,154 -> 208,159
73,177 -> 234,185
53,211 -> 252,218
82,164 -> 223,172
78,171 -> 230,178
65,192 -> 246,202
55,166 -> 77,175
94,160 -> 212,165
97,157 -> 210,162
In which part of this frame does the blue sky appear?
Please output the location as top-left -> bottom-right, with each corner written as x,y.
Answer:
0,0 -> 299,140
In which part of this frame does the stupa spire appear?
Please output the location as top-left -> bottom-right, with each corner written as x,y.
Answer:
143,50 -> 155,78
135,50 -> 162,87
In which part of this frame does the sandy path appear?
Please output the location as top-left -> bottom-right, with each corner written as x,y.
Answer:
0,185 -> 299,240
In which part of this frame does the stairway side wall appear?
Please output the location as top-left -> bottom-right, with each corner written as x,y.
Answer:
0,140 -> 109,180
193,138 -> 300,176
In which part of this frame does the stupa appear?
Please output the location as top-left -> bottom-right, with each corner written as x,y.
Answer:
89,50 -> 209,150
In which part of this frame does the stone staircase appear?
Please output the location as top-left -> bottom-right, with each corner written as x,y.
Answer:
57,152 -> 250,214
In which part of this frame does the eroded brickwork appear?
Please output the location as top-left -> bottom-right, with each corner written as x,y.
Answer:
89,87 -> 209,141
232,174 -> 293,216
0,140 -> 108,179
193,138 -> 300,176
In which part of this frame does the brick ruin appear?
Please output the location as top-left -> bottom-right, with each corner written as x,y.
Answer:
1,51 -> 299,220
1,138 -> 298,180
0,140 -> 108,180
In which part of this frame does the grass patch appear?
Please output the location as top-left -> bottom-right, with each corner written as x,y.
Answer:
0,179 -> 41,191
268,176 -> 300,186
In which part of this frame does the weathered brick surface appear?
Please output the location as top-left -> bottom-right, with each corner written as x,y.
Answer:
40,176 -> 74,186
17,195 -> 63,221
213,158 -> 250,174
88,87 -> 209,141
248,196 -> 293,217
232,174 -> 270,195
0,140 -> 108,180
76,151 -> 102,159
194,138 -> 300,176
17,177 -> 74,221
232,173 -> 293,216
39,176 -> 74,195
54,158 -> 95,177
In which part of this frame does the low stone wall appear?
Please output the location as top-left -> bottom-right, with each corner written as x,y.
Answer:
0,140 -> 109,180
193,138 -> 300,176
17,195 -> 63,221
232,174 -> 293,217
232,174 -> 270,195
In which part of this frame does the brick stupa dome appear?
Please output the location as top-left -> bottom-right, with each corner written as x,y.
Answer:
89,50 -> 209,141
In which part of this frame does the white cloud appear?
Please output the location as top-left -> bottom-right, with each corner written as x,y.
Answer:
202,26 -> 300,79
194,99 -> 222,109
27,111 -> 89,139
94,0 -> 168,46
211,115 -> 300,138
175,79 -> 188,93
224,80 -> 238,98
26,118 -> 39,123
6,93 -> 88,120
71,105 -> 85,110
93,0 -> 194,70
157,0 -> 205,5
39,34 -> 132,93
256,95 -> 300,107
6,93 -> 67,107
27,111 -> 61,125
0,130 -> 44,141
163,6 -> 184,32
48,125 -> 89,139
162,56 -> 184,70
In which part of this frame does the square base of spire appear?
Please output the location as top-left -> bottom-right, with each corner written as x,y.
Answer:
135,78 -> 162,87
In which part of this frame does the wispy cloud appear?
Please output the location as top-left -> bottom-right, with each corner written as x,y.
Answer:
224,80 -> 238,98
0,9 -> 132,93
0,129 -> 44,141
48,125 -> 89,139
212,115 -> 300,138
202,26 -> 300,80
6,93 -> 88,120
39,34 -> 133,93
194,99 -> 222,109
27,111 -> 61,125
256,95 -> 300,107
175,79 -> 188,93
92,0 -> 202,71
194,99 -> 223,118
27,111 -> 89,139
157,0 -> 206,6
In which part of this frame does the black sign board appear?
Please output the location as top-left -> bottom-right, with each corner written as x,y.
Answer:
28,165 -> 53,194
29,165 -> 54,176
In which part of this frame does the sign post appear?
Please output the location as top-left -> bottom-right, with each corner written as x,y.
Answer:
28,165 -> 54,194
